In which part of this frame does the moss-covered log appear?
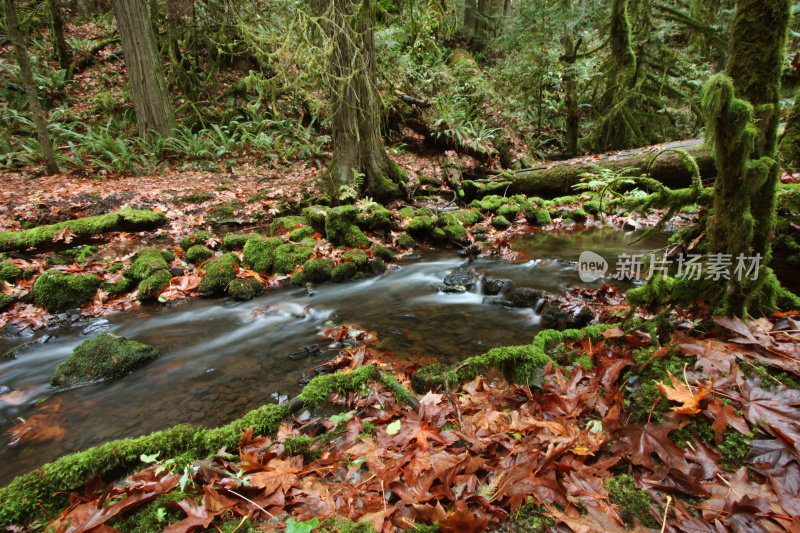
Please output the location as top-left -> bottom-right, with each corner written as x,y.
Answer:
0,364 -> 418,527
464,138 -> 714,200
0,208 -> 167,252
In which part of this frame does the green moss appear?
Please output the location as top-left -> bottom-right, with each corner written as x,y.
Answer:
185,245 -> 213,263
222,232 -> 254,251
319,517 -> 375,533
291,270 -> 307,286
583,200 -> 601,215
198,253 -> 239,295
0,261 -> 22,282
492,215 -> 511,229
396,234 -> 416,249
273,244 -> 313,274
62,245 -> 98,261
242,236 -> 284,273
503,503 -> 555,533
371,243 -> 394,262
137,269 -> 172,302
574,354 -> 593,370
207,201 -> 243,224
325,206 -> 370,247
450,208 -> 484,226
343,248 -> 368,269
497,204 -> 521,219
406,215 -> 436,237
271,216 -> 309,235
627,275 -> 675,311
180,191 -> 213,203
127,249 -> 172,282
290,225 -> 315,242
102,276 -> 135,296
469,195 -> 506,212
399,207 -> 415,219
179,231 -> 213,251
431,228 -> 447,242
605,474 -> 660,529
0,208 -> 167,252
442,224 -> 468,244
303,259 -> 334,283
371,257 -> 387,274
332,262 -> 358,282
624,348 -> 691,422
561,208 -> 588,222
111,493 -> 185,532
303,205 -> 331,232
0,294 -> 15,312
358,203 -> 394,231
51,332 -> 160,387
227,277 -> 265,301
33,269 -> 100,312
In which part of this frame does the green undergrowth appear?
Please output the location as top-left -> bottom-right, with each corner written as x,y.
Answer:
411,324 -> 611,392
0,364 -> 417,528
605,474 -> 661,529
0,208 -> 167,252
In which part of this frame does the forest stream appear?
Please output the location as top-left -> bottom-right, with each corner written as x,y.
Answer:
0,227 -> 667,485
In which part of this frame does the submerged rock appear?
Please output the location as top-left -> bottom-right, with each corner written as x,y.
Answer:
482,277 -> 511,295
497,287 -> 544,308
50,332 -> 159,388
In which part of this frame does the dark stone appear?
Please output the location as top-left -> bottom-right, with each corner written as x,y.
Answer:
482,278 -> 511,295
539,300 -> 595,330
497,287 -> 544,308
287,344 -> 321,360
439,263 -> 479,293
170,266 -> 185,277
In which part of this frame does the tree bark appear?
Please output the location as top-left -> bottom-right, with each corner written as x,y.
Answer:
112,0 -> 175,137
3,0 -> 60,175
462,138 -> 714,200
46,0 -> 72,72
779,92 -> 800,172
327,0 -> 405,202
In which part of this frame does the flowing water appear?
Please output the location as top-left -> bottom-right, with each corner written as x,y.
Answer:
0,227 -> 668,484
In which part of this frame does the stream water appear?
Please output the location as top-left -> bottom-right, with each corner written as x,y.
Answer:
0,227 -> 668,485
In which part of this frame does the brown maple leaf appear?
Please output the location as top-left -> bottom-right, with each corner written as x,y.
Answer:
657,372 -> 710,414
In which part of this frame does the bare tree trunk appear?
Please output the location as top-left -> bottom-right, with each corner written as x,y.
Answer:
463,0 -> 476,33
46,0 -> 72,72
327,0 -> 405,202
112,0 -> 175,137
3,0 -> 59,175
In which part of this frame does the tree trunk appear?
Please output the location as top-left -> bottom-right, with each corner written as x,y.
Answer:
46,0 -> 72,72
703,0 -> 791,315
561,16 -> 579,156
779,93 -> 800,172
463,0 -> 476,33
112,0 -> 175,137
327,0 -> 405,202
3,0 -> 59,175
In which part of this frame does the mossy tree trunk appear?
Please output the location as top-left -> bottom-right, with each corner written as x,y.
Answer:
702,0 -> 792,315
46,0 -> 72,72
327,0 -> 405,202
3,0 -> 60,175
561,1 -> 580,156
112,0 -> 176,137
780,92 -> 800,172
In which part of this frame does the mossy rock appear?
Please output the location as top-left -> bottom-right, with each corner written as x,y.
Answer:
371,243 -> 394,262
242,236 -> 284,273
198,253 -> 239,295
497,204 -> 521,220
289,226 -> 315,242
450,209 -> 484,226
582,200 -> 601,216
126,248 -> 172,281
62,245 -> 98,261
406,215 -> 435,237
332,262 -> 358,282
524,207 -> 552,226
302,258 -> 334,283
179,231 -> 213,251
0,294 -> 15,312
357,204 -> 394,231
418,172 -> 441,186
273,244 -> 313,274
302,205 -> 330,232
0,208 -> 167,253
290,270 -> 306,286
185,245 -> 213,264
432,227 -> 447,242
492,215 -> 512,230
371,257 -> 387,274
207,201 -> 243,224
222,233 -> 254,251
561,209 -> 588,222
137,269 -> 172,302
0,261 -> 22,282
227,277 -> 265,301
442,224 -> 469,244
102,277 -> 136,297
343,248 -> 368,269
271,216 -> 309,236
33,270 -> 100,312
50,332 -> 160,388
469,195 -> 507,212
325,206 -> 370,247
396,234 -> 416,249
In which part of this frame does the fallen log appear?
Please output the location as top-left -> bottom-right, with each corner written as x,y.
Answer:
0,207 -> 167,252
462,138 -> 714,200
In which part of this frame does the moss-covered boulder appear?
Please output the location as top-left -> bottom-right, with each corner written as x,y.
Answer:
222,233 -> 254,251
302,259 -> 334,283
357,204 -> 394,231
492,215 -> 512,230
332,262 -> 358,282
126,248 -> 172,280
179,231 -> 213,251
396,234 -> 416,249
450,209 -> 484,226
270,216 -> 308,236
227,277 -> 265,301
302,205 -> 330,232
50,333 -> 160,388
325,206 -> 370,247
289,226 -> 315,242
198,253 -> 239,295
371,243 -> 394,262
185,245 -> 213,264
342,248 -> 368,269
0,294 -> 15,312
0,261 -> 22,282
406,215 -> 436,237
137,270 -> 172,302
469,195 -> 506,212
497,204 -> 521,220
273,244 -> 313,274
0,208 -> 167,253
102,277 -> 136,297
33,270 -> 100,312
371,257 -> 387,274
242,236 -> 284,273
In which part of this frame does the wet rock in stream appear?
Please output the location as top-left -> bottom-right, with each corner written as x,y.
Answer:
286,344 -> 321,360
438,262 -> 479,293
482,277 -> 511,295
495,287 -> 545,309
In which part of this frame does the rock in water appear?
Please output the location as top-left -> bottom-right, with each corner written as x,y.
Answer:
439,262 -> 479,293
496,287 -> 544,308
51,332 -> 160,387
482,277 -> 511,295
